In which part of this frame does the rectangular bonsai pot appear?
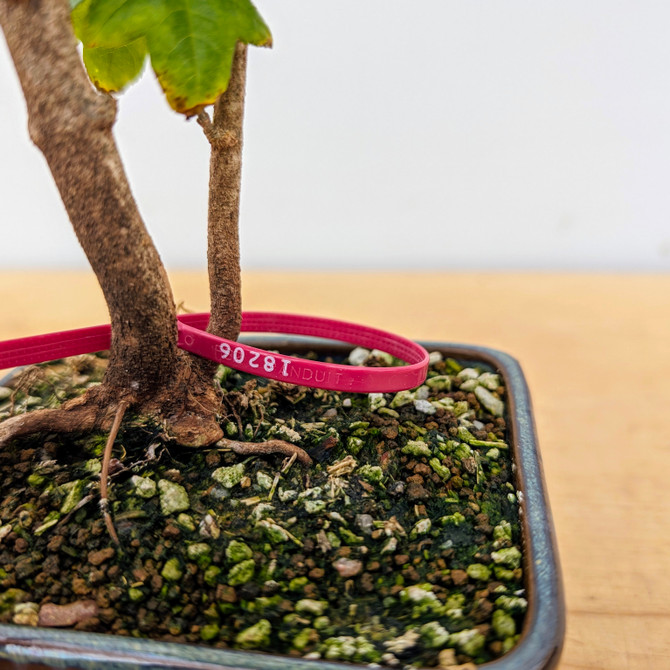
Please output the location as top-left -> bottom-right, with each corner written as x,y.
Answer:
0,339 -> 564,670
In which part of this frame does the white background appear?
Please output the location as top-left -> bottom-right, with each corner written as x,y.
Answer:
1,1 -> 670,271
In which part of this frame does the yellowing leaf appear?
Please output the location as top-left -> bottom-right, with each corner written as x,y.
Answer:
83,38 -> 147,92
72,0 -> 271,114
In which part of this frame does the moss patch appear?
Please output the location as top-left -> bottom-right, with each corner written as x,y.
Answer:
0,349 -> 525,666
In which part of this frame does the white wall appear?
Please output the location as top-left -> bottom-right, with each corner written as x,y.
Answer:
2,1 -> 670,270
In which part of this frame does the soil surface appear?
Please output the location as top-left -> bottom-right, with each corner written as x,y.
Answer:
0,348 -> 526,668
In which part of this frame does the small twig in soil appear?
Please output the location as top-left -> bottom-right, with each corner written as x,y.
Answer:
281,452 -> 298,474
100,399 -> 129,546
252,403 -> 265,440
267,471 -> 281,501
57,494 -> 95,529
221,395 -> 244,437
217,438 -> 312,466
128,441 -> 165,471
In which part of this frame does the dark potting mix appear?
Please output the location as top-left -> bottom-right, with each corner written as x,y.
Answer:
0,348 -> 526,668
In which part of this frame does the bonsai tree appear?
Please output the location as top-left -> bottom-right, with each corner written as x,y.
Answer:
0,0 -> 276,448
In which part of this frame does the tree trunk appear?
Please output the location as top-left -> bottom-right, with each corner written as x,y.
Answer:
0,0 -> 222,446
198,42 -> 247,342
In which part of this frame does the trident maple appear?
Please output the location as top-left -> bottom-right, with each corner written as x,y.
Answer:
0,0 -> 271,446
71,0 -> 271,113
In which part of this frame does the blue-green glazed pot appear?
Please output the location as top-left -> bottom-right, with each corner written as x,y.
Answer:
0,339 -> 564,670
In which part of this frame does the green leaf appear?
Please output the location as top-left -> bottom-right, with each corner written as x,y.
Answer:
78,0 -> 168,48
71,0 -> 92,38
72,0 -> 272,114
83,38 -> 147,92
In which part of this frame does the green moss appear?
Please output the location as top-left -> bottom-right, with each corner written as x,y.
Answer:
450,628 -> 486,657
288,576 -> 309,592
304,499 -> 326,514
295,599 -> 328,616
390,390 -> 414,408
493,520 -> 513,543
495,595 -> 528,613
321,635 -> 382,663
292,628 -> 318,651
494,566 -> 516,581
256,472 -> 274,490
256,520 -> 290,543
0,589 -> 27,614
203,565 -> 221,586
161,558 -> 183,582
59,480 -> 85,514
429,457 -> 451,480
313,616 -> 331,631
200,623 -> 220,641
34,511 -> 60,536
226,540 -> 253,563
420,621 -> 450,648
157,480 -> 190,515
1,351 -> 523,667
402,440 -> 431,457
426,375 -> 451,391
130,475 -> 156,499
467,563 -> 492,581
440,512 -> 466,526
27,473 -> 46,488
128,587 -> 144,602
357,464 -> 383,483
227,559 -> 255,586
491,546 -> 522,569
410,518 -> 432,538
186,543 -> 211,561
212,463 -> 245,488
347,436 -> 364,454
339,527 -> 363,544
175,513 -> 196,531
492,609 -> 516,638
235,619 -> 271,649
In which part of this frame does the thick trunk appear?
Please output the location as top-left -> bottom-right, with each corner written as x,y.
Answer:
0,0 -> 179,397
198,42 -> 247,342
0,0 -> 222,446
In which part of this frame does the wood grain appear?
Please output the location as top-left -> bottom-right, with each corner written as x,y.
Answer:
1,271 -> 669,669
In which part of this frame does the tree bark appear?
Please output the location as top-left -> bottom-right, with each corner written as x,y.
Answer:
198,42 -> 247,342
0,0 -> 222,446
0,0 -> 179,396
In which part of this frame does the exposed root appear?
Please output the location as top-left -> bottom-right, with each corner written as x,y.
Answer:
145,358 -> 224,447
0,389 -> 120,449
218,438 -> 312,467
100,400 -> 129,546
0,360 -> 224,450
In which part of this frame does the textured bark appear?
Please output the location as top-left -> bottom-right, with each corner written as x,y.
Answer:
0,391 -> 110,444
198,42 -> 247,342
0,0 -> 178,396
0,0 -> 222,446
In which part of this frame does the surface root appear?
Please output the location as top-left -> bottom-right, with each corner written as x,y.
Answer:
218,438 -> 312,466
100,400 -> 130,546
0,389 -> 120,448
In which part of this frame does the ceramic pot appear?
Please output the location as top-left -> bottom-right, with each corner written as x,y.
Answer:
0,338 -> 564,670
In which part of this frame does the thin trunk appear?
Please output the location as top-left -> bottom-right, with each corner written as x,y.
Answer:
0,0 -> 179,397
198,42 -> 247,342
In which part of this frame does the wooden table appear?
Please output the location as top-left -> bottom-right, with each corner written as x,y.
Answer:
1,271 -> 668,670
